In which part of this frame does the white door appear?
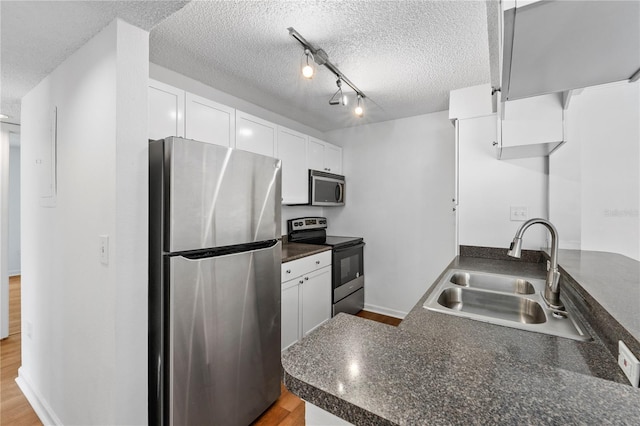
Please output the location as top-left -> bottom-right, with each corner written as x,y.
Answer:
235,111 -> 276,157
185,93 -> 235,147
148,79 -> 184,140
301,266 -> 331,336
307,138 -> 325,171
324,143 -> 342,174
277,127 -> 308,204
281,280 -> 300,350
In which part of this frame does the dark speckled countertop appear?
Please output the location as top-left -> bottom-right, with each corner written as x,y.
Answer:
281,241 -> 331,263
282,255 -> 640,425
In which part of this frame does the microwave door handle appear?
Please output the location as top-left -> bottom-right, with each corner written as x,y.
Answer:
335,183 -> 343,202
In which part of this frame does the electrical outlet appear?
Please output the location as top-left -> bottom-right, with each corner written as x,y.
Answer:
618,341 -> 640,387
510,206 -> 528,221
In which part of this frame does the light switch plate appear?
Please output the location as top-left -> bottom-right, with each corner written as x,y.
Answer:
618,340 -> 640,387
99,235 -> 109,265
510,206 -> 528,221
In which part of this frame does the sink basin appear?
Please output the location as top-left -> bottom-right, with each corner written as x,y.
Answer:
424,269 -> 591,341
437,287 -> 546,324
449,272 -> 535,295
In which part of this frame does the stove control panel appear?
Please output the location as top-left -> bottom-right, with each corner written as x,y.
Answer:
287,217 -> 327,233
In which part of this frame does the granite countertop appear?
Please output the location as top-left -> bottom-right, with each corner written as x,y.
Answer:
282,256 -> 640,425
555,249 -> 640,343
281,241 -> 331,263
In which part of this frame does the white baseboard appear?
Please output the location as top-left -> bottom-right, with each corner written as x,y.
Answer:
16,367 -> 62,426
363,303 -> 407,320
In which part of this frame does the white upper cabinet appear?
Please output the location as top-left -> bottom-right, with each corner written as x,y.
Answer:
307,138 -> 325,171
148,79 -> 184,140
449,84 -> 495,121
497,93 -> 564,160
307,137 -> 342,175
235,111 -> 277,157
501,1 -> 640,101
185,93 -> 235,147
324,144 -> 342,175
277,126 -> 308,205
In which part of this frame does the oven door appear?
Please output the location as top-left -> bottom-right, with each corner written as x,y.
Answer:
332,242 -> 365,302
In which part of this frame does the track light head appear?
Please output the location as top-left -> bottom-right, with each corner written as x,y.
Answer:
302,49 -> 315,79
329,79 -> 348,106
354,94 -> 364,117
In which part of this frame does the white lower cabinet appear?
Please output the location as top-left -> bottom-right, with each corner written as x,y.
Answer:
281,280 -> 300,351
281,251 -> 332,351
301,267 -> 332,336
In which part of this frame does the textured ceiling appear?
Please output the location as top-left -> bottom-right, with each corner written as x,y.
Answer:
0,0 -> 189,124
150,0 -> 492,132
1,1 -> 493,132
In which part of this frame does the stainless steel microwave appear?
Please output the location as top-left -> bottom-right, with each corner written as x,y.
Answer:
309,170 -> 345,206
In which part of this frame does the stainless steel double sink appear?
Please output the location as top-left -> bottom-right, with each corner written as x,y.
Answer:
423,269 -> 591,341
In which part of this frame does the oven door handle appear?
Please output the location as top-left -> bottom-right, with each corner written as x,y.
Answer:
333,242 -> 365,253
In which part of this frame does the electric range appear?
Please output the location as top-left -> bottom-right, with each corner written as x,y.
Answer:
287,217 -> 365,316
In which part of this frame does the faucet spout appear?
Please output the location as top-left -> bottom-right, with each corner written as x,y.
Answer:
507,218 -> 563,309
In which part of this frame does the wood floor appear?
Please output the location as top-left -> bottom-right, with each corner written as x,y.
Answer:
0,277 -> 401,425
0,276 -> 42,425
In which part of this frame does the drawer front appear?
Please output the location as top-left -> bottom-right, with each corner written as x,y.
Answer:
282,250 -> 331,282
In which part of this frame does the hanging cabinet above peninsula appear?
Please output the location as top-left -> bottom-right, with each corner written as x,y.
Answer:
501,0 -> 640,102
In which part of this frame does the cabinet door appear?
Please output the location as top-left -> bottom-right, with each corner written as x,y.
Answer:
148,79 -> 184,140
281,280 -> 300,351
235,111 -> 277,157
324,143 -> 342,174
301,266 -> 332,336
277,127 -> 308,204
307,137 -> 325,171
185,93 -> 235,147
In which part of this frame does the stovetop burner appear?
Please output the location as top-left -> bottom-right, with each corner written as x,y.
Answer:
287,217 -> 363,249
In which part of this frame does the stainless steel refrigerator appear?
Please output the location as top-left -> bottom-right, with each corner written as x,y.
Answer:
149,137 -> 282,426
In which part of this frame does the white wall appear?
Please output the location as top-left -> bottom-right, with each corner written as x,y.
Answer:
323,112 -> 456,317
458,114 -> 548,250
9,143 -> 20,275
550,81 -> 640,260
19,19 -> 148,425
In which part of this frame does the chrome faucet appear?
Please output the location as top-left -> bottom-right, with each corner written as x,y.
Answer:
507,218 -> 563,309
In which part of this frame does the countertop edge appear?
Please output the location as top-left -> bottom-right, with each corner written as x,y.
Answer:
281,242 -> 332,263
282,368 -> 395,426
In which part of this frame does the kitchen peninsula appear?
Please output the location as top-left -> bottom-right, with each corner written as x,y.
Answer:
282,251 -> 640,424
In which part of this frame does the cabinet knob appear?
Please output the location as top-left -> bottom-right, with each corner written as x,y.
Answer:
299,280 -> 304,284
315,260 -> 320,265
492,141 -> 498,146
304,277 -> 309,281
286,269 -> 291,274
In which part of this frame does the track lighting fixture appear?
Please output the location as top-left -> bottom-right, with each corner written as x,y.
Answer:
354,94 -> 364,118
288,27 -> 366,118
329,79 -> 349,106
302,49 -> 315,79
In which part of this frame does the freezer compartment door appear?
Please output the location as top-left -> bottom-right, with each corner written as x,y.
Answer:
168,242 -> 281,426
163,137 -> 281,252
